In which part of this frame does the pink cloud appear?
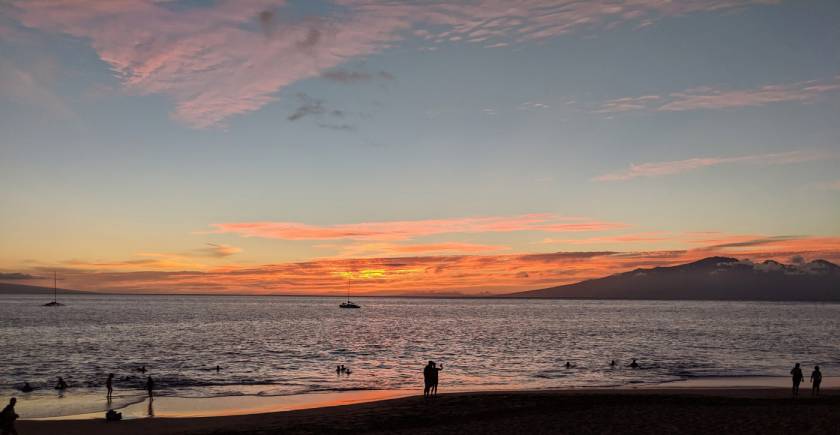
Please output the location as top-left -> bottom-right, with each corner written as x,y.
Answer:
209,214 -> 626,241
595,150 -> 832,182
598,76 -> 840,114
9,0 -> 778,128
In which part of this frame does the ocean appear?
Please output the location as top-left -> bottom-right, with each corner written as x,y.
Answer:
1,294 -> 838,417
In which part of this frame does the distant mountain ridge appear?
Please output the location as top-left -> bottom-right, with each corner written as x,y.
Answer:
508,256 -> 840,301
0,282 -> 90,295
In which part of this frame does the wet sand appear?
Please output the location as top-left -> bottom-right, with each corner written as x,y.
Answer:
14,386 -> 840,435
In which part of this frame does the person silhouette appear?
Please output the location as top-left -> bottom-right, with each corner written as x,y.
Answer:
810,365 -> 822,397
431,362 -> 443,396
790,363 -> 804,398
565,361 -> 572,369
423,361 -> 434,399
137,365 -> 146,373
336,365 -> 341,376
55,377 -> 68,390
19,383 -> 33,393
216,365 -> 221,373
145,376 -> 154,398
610,360 -> 616,368
627,359 -> 640,369
0,398 -> 19,435
106,373 -> 114,399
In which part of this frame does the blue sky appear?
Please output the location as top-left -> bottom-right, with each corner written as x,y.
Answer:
0,0 -> 839,294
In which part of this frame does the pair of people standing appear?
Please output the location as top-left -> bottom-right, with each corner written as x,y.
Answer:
790,363 -> 822,397
423,361 -> 442,398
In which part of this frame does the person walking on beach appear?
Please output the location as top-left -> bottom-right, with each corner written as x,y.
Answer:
810,366 -> 822,397
145,375 -> 155,398
0,397 -> 19,435
106,373 -> 114,399
790,363 -> 804,398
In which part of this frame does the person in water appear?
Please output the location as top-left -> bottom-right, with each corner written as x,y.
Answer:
216,365 -> 221,373
627,359 -> 640,369
0,398 -> 19,435
336,365 -> 341,376
790,363 -> 804,398
106,373 -> 114,399
810,365 -> 822,397
137,365 -> 147,373
565,361 -> 572,369
145,376 -> 154,398
610,360 -> 616,368
19,383 -> 33,393
55,377 -> 68,390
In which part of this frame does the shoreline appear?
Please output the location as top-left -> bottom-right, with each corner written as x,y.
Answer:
13,386 -> 840,435
10,376 -> 839,421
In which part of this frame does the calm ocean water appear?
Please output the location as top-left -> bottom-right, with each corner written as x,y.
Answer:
1,295 -> 838,403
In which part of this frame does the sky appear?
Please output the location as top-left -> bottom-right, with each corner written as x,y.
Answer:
1,0 -> 839,295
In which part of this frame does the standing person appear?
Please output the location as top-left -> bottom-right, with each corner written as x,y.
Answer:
145,376 -> 154,398
431,362 -> 443,396
810,366 -> 822,397
790,363 -> 804,398
0,398 -> 18,435
55,377 -> 68,390
106,373 -> 114,399
423,361 -> 434,399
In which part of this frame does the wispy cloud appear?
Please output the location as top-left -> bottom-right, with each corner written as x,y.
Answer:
194,243 -> 242,258
0,272 -> 42,280
597,76 -> 840,113
540,232 -> 671,245
8,0 -> 778,128
595,150 -> 831,182
318,241 -> 508,258
321,69 -> 394,84
208,214 -> 627,241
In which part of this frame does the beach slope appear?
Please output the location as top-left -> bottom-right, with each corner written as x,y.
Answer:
16,389 -> 840,434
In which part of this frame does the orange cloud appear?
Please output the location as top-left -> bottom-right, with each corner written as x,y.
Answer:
25,235 -> 840,295
541,232 -> 671,244
209,214 -> 626,241
317,242 -> 508,258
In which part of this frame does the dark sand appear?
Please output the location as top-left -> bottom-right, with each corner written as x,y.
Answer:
15,388 -> 840,434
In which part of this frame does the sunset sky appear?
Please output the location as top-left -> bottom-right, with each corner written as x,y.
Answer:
1,0 -> 839,295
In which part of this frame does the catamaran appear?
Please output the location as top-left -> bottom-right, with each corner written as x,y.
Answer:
43,271 -> 64,307
339,279 -> 360,309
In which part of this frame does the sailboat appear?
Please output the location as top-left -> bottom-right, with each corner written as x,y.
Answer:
339,279 -> 360,309
43,271 -> 64,307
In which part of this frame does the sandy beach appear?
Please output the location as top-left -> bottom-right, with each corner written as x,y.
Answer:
13,385 -> 839,435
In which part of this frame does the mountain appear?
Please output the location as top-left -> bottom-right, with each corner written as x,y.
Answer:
507,257 -> 840,301
0,282 -> 91,295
